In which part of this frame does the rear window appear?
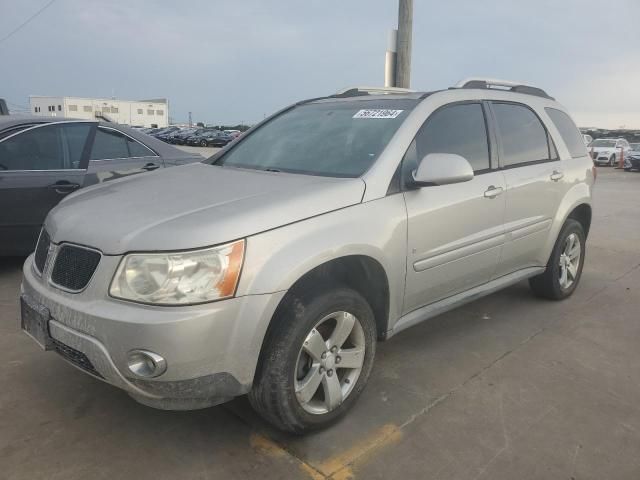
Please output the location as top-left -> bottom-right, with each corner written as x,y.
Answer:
545,108 -> 588,158
492,103 -> 551,167
214,99 -> 418,177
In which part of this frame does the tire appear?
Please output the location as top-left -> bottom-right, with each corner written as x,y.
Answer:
200,140 -> 207,147
609,155 -> 616,167
249,287 -> 377,433
529,219 -> 586,300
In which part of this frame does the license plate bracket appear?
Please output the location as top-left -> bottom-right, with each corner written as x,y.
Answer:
20,296 -> 54,351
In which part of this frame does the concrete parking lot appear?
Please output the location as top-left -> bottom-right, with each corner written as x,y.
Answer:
1,168 -> 639,480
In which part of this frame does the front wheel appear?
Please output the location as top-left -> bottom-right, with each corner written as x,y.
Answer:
529,219 -> 585,300
200,140 -> 207,147
609,155 -> 617,167
249,287 -> 377,433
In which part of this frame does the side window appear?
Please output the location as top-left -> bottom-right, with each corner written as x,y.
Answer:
0,124 -> 69,170
90,128 -> 129,160
545,108 -> 587,158
492,103 -> 550,167
126,137 -> 155,157
62,123 -> 92,168
402,103 -> 490,180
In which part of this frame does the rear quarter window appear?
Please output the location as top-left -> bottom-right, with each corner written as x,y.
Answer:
545,108 -> 588,158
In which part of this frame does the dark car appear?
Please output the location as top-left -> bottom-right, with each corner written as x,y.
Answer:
152,126 -> 181,140
624,143 -> 640,172
169,128 -> 205,145
0,116 -> 202,255
186,130 -> 233,147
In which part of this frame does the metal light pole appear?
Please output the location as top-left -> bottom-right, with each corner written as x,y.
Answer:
395,0 -> 413,88
384,29 -> 397,88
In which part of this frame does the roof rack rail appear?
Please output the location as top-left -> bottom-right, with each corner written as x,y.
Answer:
454,78 -> 554,100
332,86 -> 416,97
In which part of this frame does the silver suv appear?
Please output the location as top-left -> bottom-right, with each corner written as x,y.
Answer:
21,78 -> 595,433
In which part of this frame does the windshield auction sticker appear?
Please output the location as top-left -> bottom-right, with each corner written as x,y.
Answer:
353,109 -> 404,119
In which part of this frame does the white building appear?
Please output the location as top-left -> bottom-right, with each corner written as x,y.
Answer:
29,96 -> 169,128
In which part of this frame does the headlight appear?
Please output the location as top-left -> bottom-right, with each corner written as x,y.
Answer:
109,240 -> 244,305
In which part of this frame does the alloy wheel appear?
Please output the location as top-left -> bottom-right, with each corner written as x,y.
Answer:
559,232 -> 581,289
294,311 -> 365,415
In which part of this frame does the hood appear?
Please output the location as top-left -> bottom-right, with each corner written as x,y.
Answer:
46,163 -> 365,255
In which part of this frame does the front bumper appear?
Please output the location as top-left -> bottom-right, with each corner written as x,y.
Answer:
21,254 -> 285,409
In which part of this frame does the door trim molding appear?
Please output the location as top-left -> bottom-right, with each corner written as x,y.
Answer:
387,266 -> 544,337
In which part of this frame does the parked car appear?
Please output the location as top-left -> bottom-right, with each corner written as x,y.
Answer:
20,79 -> 594,433
624,143 -> 640,171
187,130 -> 233,147
168,128 -> 204,145
224,129 -> 242,138
0,116 -> 202,255
154,126 -> 182,142
582,134 -> 592,145
152,126 -> 180,139
589,138 -> 631,166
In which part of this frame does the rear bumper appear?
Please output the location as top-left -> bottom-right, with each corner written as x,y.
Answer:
21,254 -> 286,409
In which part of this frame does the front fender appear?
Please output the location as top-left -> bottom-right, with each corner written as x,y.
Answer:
236,195 -> 408,324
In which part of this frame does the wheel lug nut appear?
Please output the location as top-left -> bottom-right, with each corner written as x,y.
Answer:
327,369 -> 334,377
331,346 -> 338,353
335,356 -> 341,364
345,378 -> 350,384
319,367 -> 325,374
321,352 -> 327,360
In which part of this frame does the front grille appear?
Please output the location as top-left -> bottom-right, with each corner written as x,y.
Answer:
34,230 -> 50,273
52,338 -> 103,378
50,245 -> 101,292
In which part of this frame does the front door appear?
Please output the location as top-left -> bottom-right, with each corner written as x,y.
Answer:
402,102 -> 506,314
0,122 -> 92,254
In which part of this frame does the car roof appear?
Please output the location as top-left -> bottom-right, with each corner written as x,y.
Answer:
0,115 -> 201,162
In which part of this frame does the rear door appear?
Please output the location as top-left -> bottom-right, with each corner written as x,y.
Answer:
402,102 -> 507,313
489,102 -> 563,277
0,122 -> 92,254
84,126 -> 164,185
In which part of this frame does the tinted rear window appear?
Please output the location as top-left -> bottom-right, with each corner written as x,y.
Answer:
545,108 -> 587,158
492,103 -> 550,167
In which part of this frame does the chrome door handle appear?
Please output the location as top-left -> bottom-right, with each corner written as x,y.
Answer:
484,185 -> 504,199
550,170 -> 564,182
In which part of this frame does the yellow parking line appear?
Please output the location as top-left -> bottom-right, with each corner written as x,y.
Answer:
318,424 -> 402,479
250,424 -> 402,479
250,432 -> 325,480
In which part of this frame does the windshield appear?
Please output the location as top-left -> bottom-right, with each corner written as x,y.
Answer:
591,139 -> 617,148
214,99 -> 417,177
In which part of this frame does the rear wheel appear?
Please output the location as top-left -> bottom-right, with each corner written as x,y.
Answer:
200,140 -> 207,147
529,219 -> 585,300
249,287 -> 376,433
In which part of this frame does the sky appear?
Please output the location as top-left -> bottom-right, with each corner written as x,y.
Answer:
1,0 -> 639,128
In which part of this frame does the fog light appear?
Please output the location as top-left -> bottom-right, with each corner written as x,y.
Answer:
127,350 -> 167,378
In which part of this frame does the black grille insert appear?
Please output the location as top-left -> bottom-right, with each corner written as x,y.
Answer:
52,339 -> 103,378
51,245 -> 101,291
34,230 -> 50,273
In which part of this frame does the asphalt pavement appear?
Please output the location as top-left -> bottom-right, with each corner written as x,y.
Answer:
1,168 -> 639,480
